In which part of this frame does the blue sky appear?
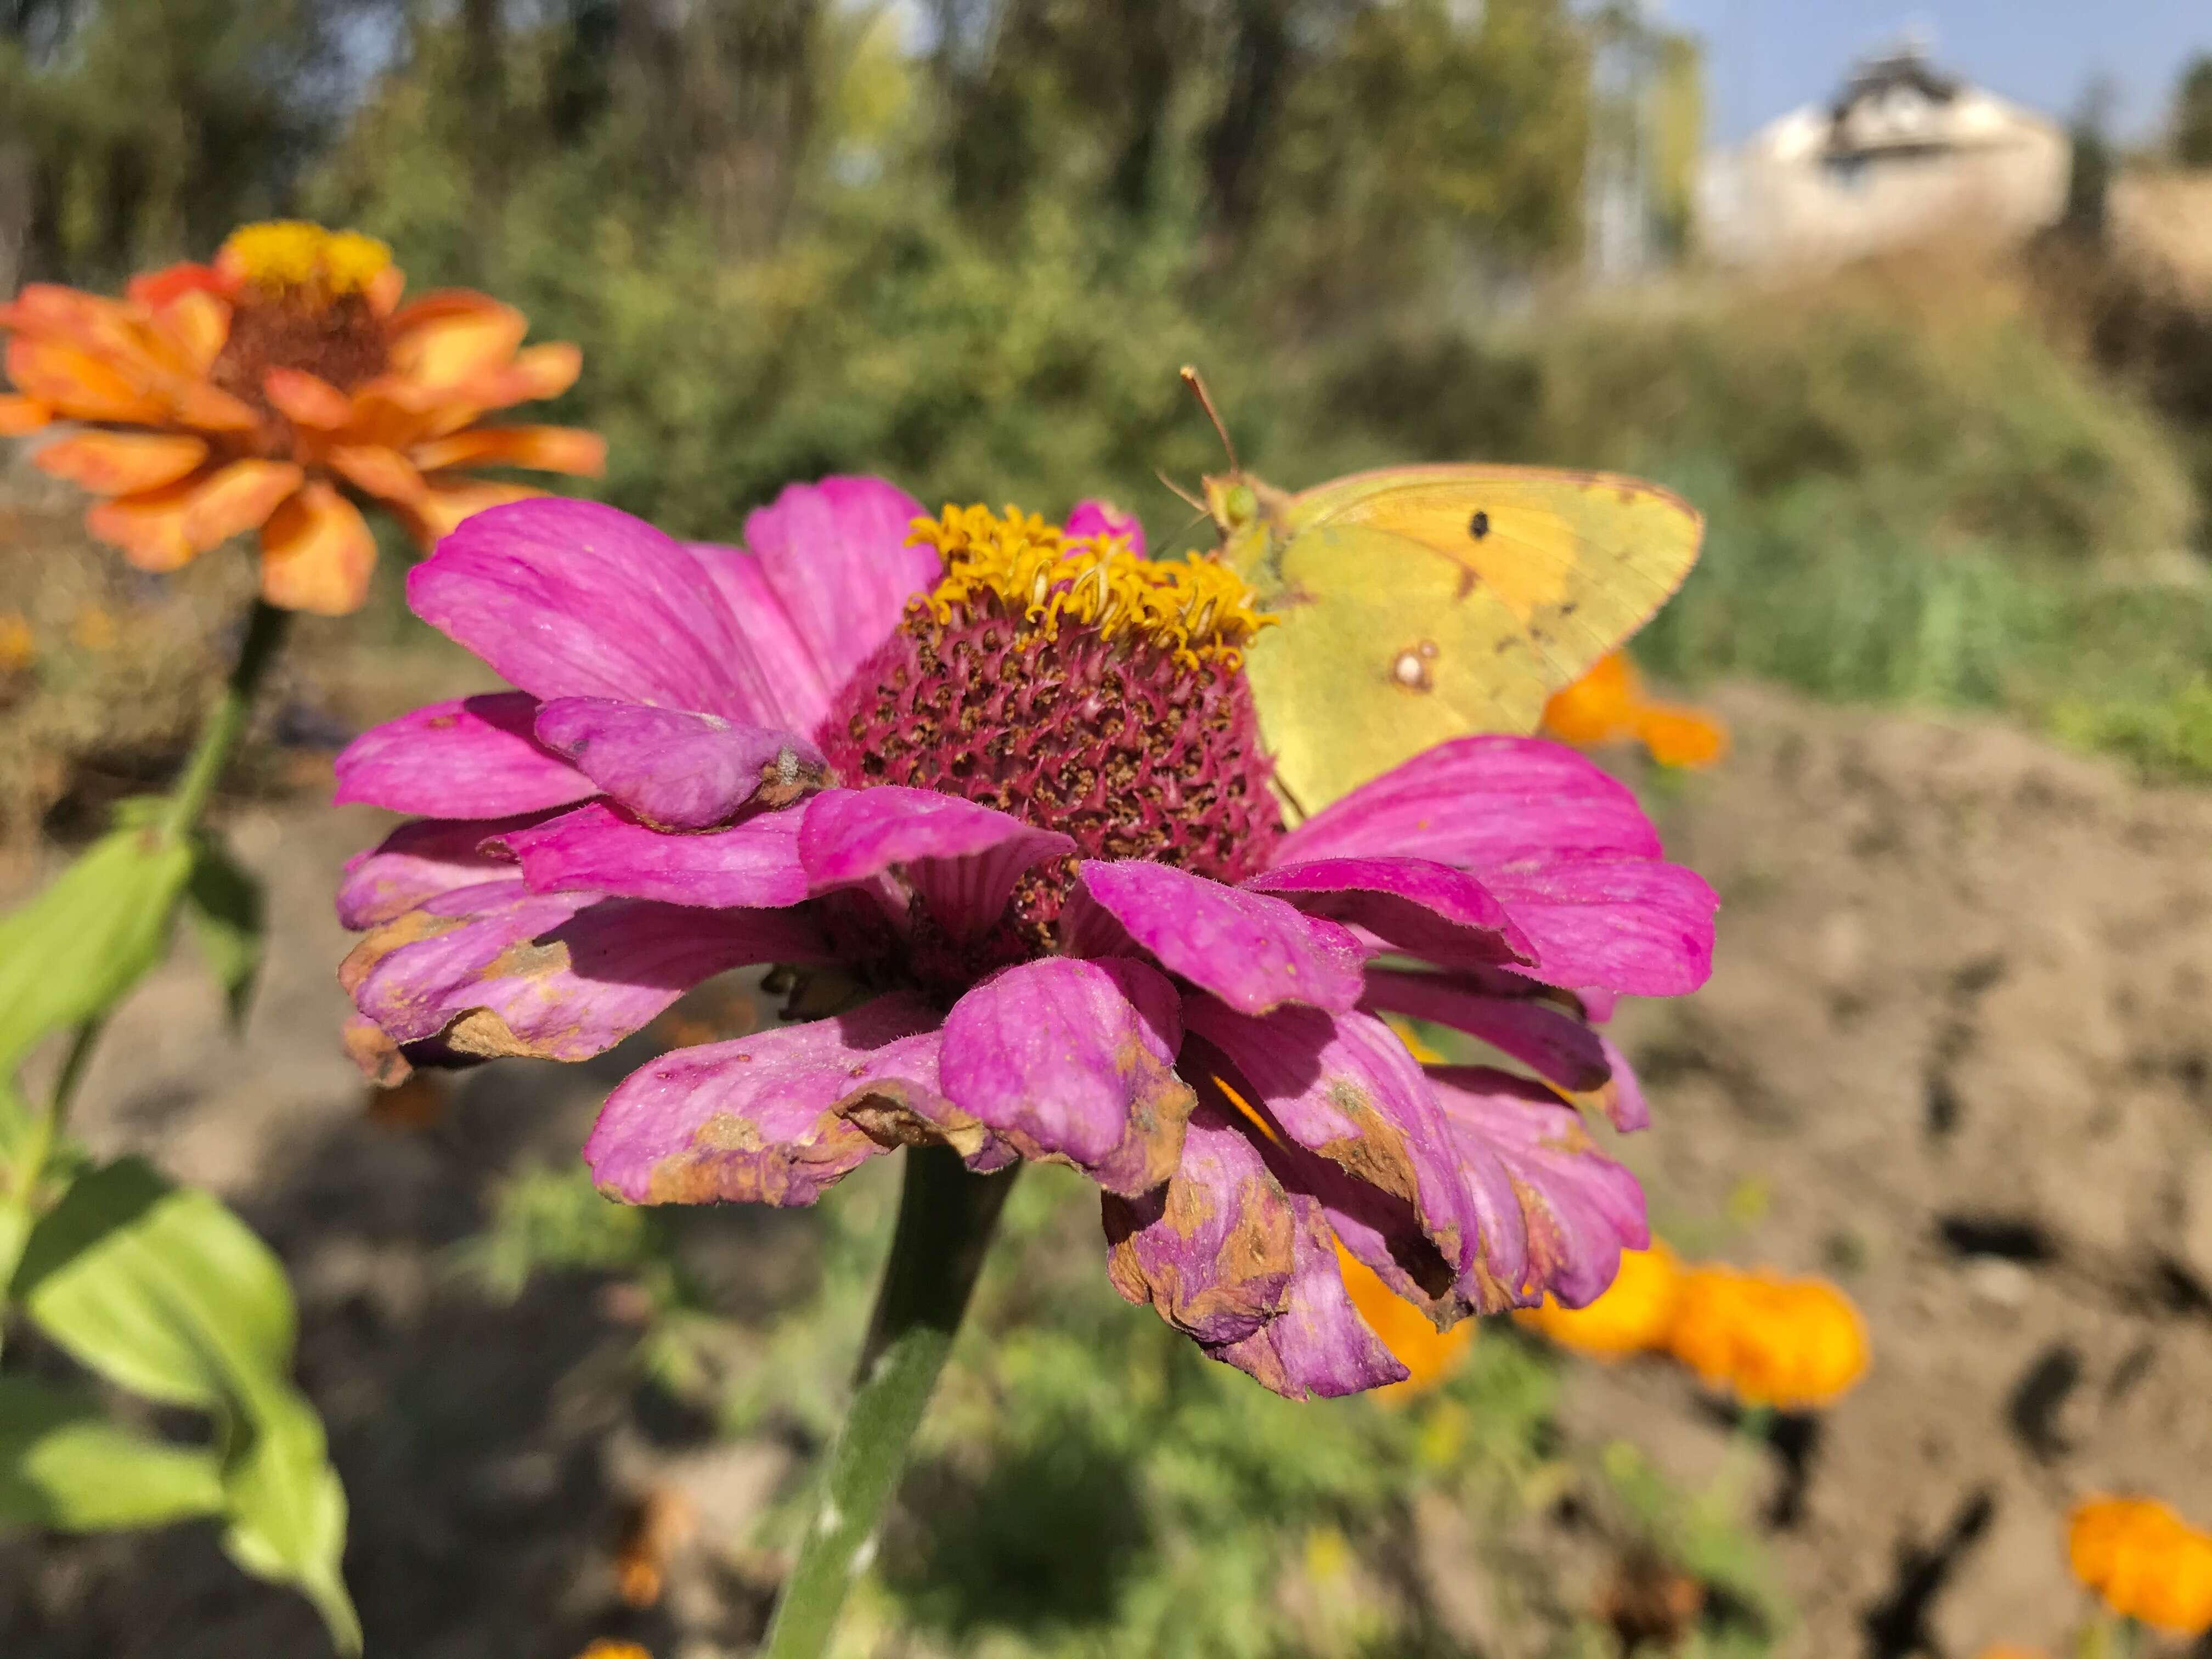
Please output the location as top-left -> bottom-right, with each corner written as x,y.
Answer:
1663,1 -> 2211,144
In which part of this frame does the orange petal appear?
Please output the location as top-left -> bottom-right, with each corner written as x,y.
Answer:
126,263 -> 230,311
4,335 -> 167,424
32,430 -> 209,496
84,472 -> 219,572
327,443 -> 426,508
386,291 -> 529,389
180,460 -> 309,549
167,379 -> 262,435
1635,706 -> 1730,769
409,425 -> 606,476
476,340 -> 582,406
260,482 -> 377,615
264,366 -> 354,431
149,289 -> 233,375
365,263 -> 407,318
0,394 -> 50,436
1542,652 -> 1643,746
411,477 -> 541,545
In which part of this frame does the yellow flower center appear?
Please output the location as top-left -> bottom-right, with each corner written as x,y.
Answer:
221,221 -> 393,300
911,503 -> 1274,668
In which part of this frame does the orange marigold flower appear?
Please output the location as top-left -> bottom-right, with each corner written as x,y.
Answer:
1665,1265 -> 1868,1410
2,221 -> 603,616
1334,1240 -> 1474,1401
576,1644 -> 652,1659
2068,1495 -> 2212,1635
1542,652 -> 1729,770
1515,1240 -> 1683,1358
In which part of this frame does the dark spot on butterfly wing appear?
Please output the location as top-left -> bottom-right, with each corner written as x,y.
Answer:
1468,509 -> 1490,540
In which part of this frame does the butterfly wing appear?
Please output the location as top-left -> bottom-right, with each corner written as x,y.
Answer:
1229,465 -> 1703,811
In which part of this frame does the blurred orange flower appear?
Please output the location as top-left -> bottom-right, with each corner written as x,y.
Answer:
576,1644 -> 651,1659
1334,1241 -> 1474,1401
2068,1494 -> 2212,1635
1515,1240 -> 1683,1358
1542,652 -> 1729,769
614,1488 -> 697,1609
2,221 -> 603,615
1665,1265 -> 1867,1410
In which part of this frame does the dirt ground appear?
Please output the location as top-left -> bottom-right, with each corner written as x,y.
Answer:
3,680 -> 2210,1657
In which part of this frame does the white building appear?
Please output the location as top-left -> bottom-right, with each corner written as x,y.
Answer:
1698,48 -> 2070,269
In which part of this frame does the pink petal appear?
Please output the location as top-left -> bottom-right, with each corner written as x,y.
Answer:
584,995 -> 957,1205
1426,1065 -> 1649,1308
939,957 -> 1193,1196
337,811 -> 551,930
1065,499 -> 1145,556
685,543 -> 835,733
343,881 -> 827,1062
743,476 -> 936,703
1183,999 -> 1481,1315
1277,736 -> 1662,868
1068,860 -> 1364,1016
533,696 -> 826,830
1271,736 -> 1716,999
1244,855 -> 1534,971
800,787 -> 1074,935
490,800 -> 809,909
1102,1098 -> 1297,1345
1360,967 -> 1611,1096
1480,860 -> 1717,997
1211,1187 -> 1408,1399
332,692 -> 595,817
1597,1034 -> 1650,1132
407,499 -> 793,724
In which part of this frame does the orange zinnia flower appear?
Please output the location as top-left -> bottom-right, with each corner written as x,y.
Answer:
2068,1495 -> 2212,1635
2,221 -> 603,615
1542,652 -> 1729,769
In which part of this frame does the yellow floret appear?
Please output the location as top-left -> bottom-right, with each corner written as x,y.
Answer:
221,221 -> 392,297
912,503 -> 1274,667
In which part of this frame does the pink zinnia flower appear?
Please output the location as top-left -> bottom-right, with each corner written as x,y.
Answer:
332,481 -> 1716,1398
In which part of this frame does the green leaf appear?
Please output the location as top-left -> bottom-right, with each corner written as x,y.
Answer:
0,826 -> 194,1074
13,1159 -> 292,1410
0,1376 -> 224,1531
221,1387 -> 360,1653
182,836 -> 266,1028
12,1160 -> 360,1649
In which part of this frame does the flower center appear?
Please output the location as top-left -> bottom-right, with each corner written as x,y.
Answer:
209,222 -> 394,444
816,505 -> 1287,997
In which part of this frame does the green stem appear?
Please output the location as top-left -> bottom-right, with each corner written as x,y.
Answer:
760,1145 -> 1018,1659
162,599 -> 291,840
3,600 -> 291,1294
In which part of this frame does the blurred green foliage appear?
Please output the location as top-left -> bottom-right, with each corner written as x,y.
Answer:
469,1150 -> 1785,1657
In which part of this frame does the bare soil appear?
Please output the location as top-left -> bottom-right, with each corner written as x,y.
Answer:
3,680 -> 2210,1657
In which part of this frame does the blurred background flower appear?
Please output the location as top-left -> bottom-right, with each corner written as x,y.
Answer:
1542,650 -> 1731,768
1666,1265 -> 1870,1411
2067,1495 -> 2212,1636
2,221 -> 601,614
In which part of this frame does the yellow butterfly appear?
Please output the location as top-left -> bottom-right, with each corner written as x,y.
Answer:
1178,368 -> 1704,815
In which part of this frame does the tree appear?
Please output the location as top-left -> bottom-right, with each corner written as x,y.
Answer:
2175,52 -> 2212,168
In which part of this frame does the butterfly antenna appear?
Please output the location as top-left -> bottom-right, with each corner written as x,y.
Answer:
1178,364 -> 1240,473
1155,468 -> 1204,512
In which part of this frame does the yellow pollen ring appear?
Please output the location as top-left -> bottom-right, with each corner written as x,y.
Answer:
910,503 -> 1275,668
220,221 -> 393,298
